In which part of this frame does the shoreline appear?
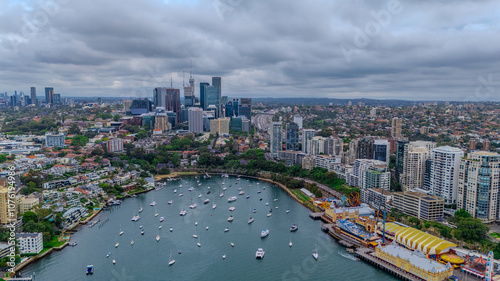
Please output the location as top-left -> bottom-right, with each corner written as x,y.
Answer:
17,172 -> 315,276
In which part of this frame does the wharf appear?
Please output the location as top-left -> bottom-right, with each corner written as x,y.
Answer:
354,248 -> 424,281
309,212 -> 323,219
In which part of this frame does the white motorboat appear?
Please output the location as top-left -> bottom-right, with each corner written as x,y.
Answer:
138,207 -> 143,213
179,210 -> 187,216
224,227 -> 230,232
227,216 -> 234,222
115,243 -> 119,248
274,198 -> 278,202
168,200 -> 173,204
189,203 -> 197,209
231,242 -> 235,247
150,202 -> 156,206
267,213 -> 272,217
160,217 -> 164,222
256,248 -> 265,259
206,226 -> 209,230
174,189 -> 177,193
222,253 -> 226,259
313,250 -> 318,260
179,184 -> 182,188
222,187 -> 227,191
265,202 -> 269,206
238,190 -> 245,195
106,252 -> 111,258
193,234 -> 198,238
188,187 -> 194,191
261,229 -> 269,238
159,225 -> 162,229
112,259 -> 116,264
197,242 -> 201,247
131,240 -> 134,246
169,259 -> 175,266
178,193 -> 183,197
198,194 -> 203,198
119,225 -> 124,235
248,217 -> 254,224
212,203 -> 217,209
195,222 -> 198,226
131,215 -> 140,221
228,196 -> 237,202
246,195 -> 250,199
219,193 -> 224,197
204,199 -> 210,204
286,209 -> 290,213
156,235 -> 160,242
170,227 -> 173,232
228,206 -> 236,211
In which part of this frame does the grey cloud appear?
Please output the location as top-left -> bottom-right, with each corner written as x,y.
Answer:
0,0 -> 499,101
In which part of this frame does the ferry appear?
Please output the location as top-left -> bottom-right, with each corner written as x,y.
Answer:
261,229 -> 270,238
228,196 -> 237,202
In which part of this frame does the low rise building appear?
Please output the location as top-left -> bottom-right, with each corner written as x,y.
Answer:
0,242 -> 15,258
392,191 -> 444,221
360,188 -> 393,210
17,196 -> 40,214
16,232 -> 43,254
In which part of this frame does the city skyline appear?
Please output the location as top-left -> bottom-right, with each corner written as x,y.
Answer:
1,0 -> 499,101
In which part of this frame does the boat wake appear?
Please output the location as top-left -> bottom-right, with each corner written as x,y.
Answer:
338,250 -> 358,261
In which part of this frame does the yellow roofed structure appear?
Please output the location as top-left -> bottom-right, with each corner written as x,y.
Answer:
391,225 -> 457,256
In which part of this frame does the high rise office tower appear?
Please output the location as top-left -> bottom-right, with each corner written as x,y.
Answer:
153,87 -> 167,108
373,139 -> 390,165
123,100 -> 132,112
204,86 -> 220,118
184,85 -> 195,108
286,122 -> 299,151
225,98 -> 239,117
166,88 -> 181,123
293,115 -> 303,130
188,107 -> 204,133
53,94 -> 61,104
238,98 -> 252,121
45,87 -> 54,104
30,87 -> 37,106
130,99 -> 152,115
212,77 -> 221,114
391,117 -> 402,138
401,141 -> 436,191
200,82 -> 210,110
457,151 -> 500,223
302,129 -> 316,154
270,122 -> 283,156
429,146 -> 464,204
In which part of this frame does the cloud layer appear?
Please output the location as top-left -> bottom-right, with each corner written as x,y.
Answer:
1,0 -> 499,101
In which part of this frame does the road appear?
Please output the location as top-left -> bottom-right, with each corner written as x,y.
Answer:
253,111 -> 275,139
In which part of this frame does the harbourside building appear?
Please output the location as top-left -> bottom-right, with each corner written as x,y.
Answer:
16,232 -> 43,254
428,146 -> 464,204
270,122 -> 283,156
374,243 -> 454,281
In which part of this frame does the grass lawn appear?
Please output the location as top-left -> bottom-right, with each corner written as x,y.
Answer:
490,232 -> 500,239
291,189 -> 310,203
44,236 -> 66,249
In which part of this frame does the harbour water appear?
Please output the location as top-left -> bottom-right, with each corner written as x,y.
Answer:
21,176 -> 396,281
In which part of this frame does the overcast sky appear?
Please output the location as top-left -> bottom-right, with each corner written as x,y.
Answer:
1,0 -> 499,101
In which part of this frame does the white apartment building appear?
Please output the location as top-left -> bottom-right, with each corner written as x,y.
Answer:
429,146 -> 464,205
16,232 -> 43,254
401,141 -> 436,191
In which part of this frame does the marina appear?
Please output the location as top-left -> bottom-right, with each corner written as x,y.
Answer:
20,176 -> 395,281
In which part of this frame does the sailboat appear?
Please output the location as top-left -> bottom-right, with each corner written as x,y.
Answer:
119,225 -> 124,236
168,252 -> 175,266
138,206 -> 143,213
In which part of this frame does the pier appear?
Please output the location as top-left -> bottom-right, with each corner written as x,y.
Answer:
354,248 -> 423,281
309,212 -> 323,220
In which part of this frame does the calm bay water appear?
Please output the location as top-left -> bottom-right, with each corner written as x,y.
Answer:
21,176 -> 396,281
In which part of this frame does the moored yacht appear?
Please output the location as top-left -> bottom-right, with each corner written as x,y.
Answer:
248,217 -> 254,224
260,229 -> 269,238
150,201 -> 156,206
189,203 -> 197,209
131,215 -> 140,221
168,200 -> 173,204
156,235 -> 160,242
238,190 -> 245,195
179,210 -> 187,216
204,198 -> 210,204
290,224 -> 298,232
220,193 -> 224,197
228,196 -> 237,202
212,203 -> 217,209
256,248 -> 265,259
227,215 -> 234,222
228,206 -> 236,211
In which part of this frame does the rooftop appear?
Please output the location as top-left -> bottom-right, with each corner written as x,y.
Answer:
380,243 -> 452,273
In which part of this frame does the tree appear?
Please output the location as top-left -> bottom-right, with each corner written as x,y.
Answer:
22,211 -> 38,223
67,123 -> 81,135
113,114 -> 121,122
21,181 -> 38,195
0,154 -> 7,163
454,209 -> 471,220
71,135 -> 89,147
136,178 -> 147,190
454,218 -> 489,242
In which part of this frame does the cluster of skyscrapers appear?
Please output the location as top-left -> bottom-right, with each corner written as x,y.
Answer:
127,74 -> 252,134
0,87 -> 63,107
